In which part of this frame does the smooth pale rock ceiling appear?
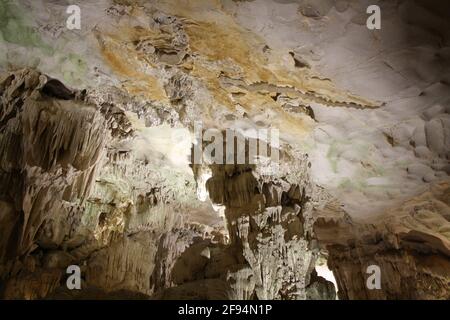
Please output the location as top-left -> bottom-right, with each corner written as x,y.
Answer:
0,0 -> 449,300
229,0 -> 450,217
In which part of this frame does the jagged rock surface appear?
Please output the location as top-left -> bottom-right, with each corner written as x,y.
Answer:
0,0 -> 449,300
315,182 -> 450,299
0,69 -> 213,299
204,163 -> 324,299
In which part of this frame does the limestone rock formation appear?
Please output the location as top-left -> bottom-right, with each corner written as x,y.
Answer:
0,0 -> 449,300
315,183 -> 450,299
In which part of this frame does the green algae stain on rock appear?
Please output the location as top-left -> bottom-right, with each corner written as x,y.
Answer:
59,53 -> 88,86
0,0 -> 52,53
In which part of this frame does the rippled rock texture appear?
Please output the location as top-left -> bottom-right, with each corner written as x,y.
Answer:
315,183 -> 450,299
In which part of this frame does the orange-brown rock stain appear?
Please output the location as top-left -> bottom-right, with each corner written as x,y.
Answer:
96,27 -> 168,102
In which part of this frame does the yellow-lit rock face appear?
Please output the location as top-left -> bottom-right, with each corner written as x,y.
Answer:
95,0 -> 378,133
96,26 -> 169,102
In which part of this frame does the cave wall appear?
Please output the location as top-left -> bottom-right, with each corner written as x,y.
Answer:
0,0 -> 449,300
315,184 -> 450,299
0,69 -> 335,300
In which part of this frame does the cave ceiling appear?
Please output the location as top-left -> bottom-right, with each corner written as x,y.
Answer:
0,0 -> 449,300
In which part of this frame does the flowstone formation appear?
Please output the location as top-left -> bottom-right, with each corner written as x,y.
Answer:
315,183 -> 450,299
0,69 -> 334,299
0,0 -> 449,300
204,165 -> 334,300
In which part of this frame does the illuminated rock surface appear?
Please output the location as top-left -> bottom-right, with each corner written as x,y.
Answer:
0,0 -> 448,299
